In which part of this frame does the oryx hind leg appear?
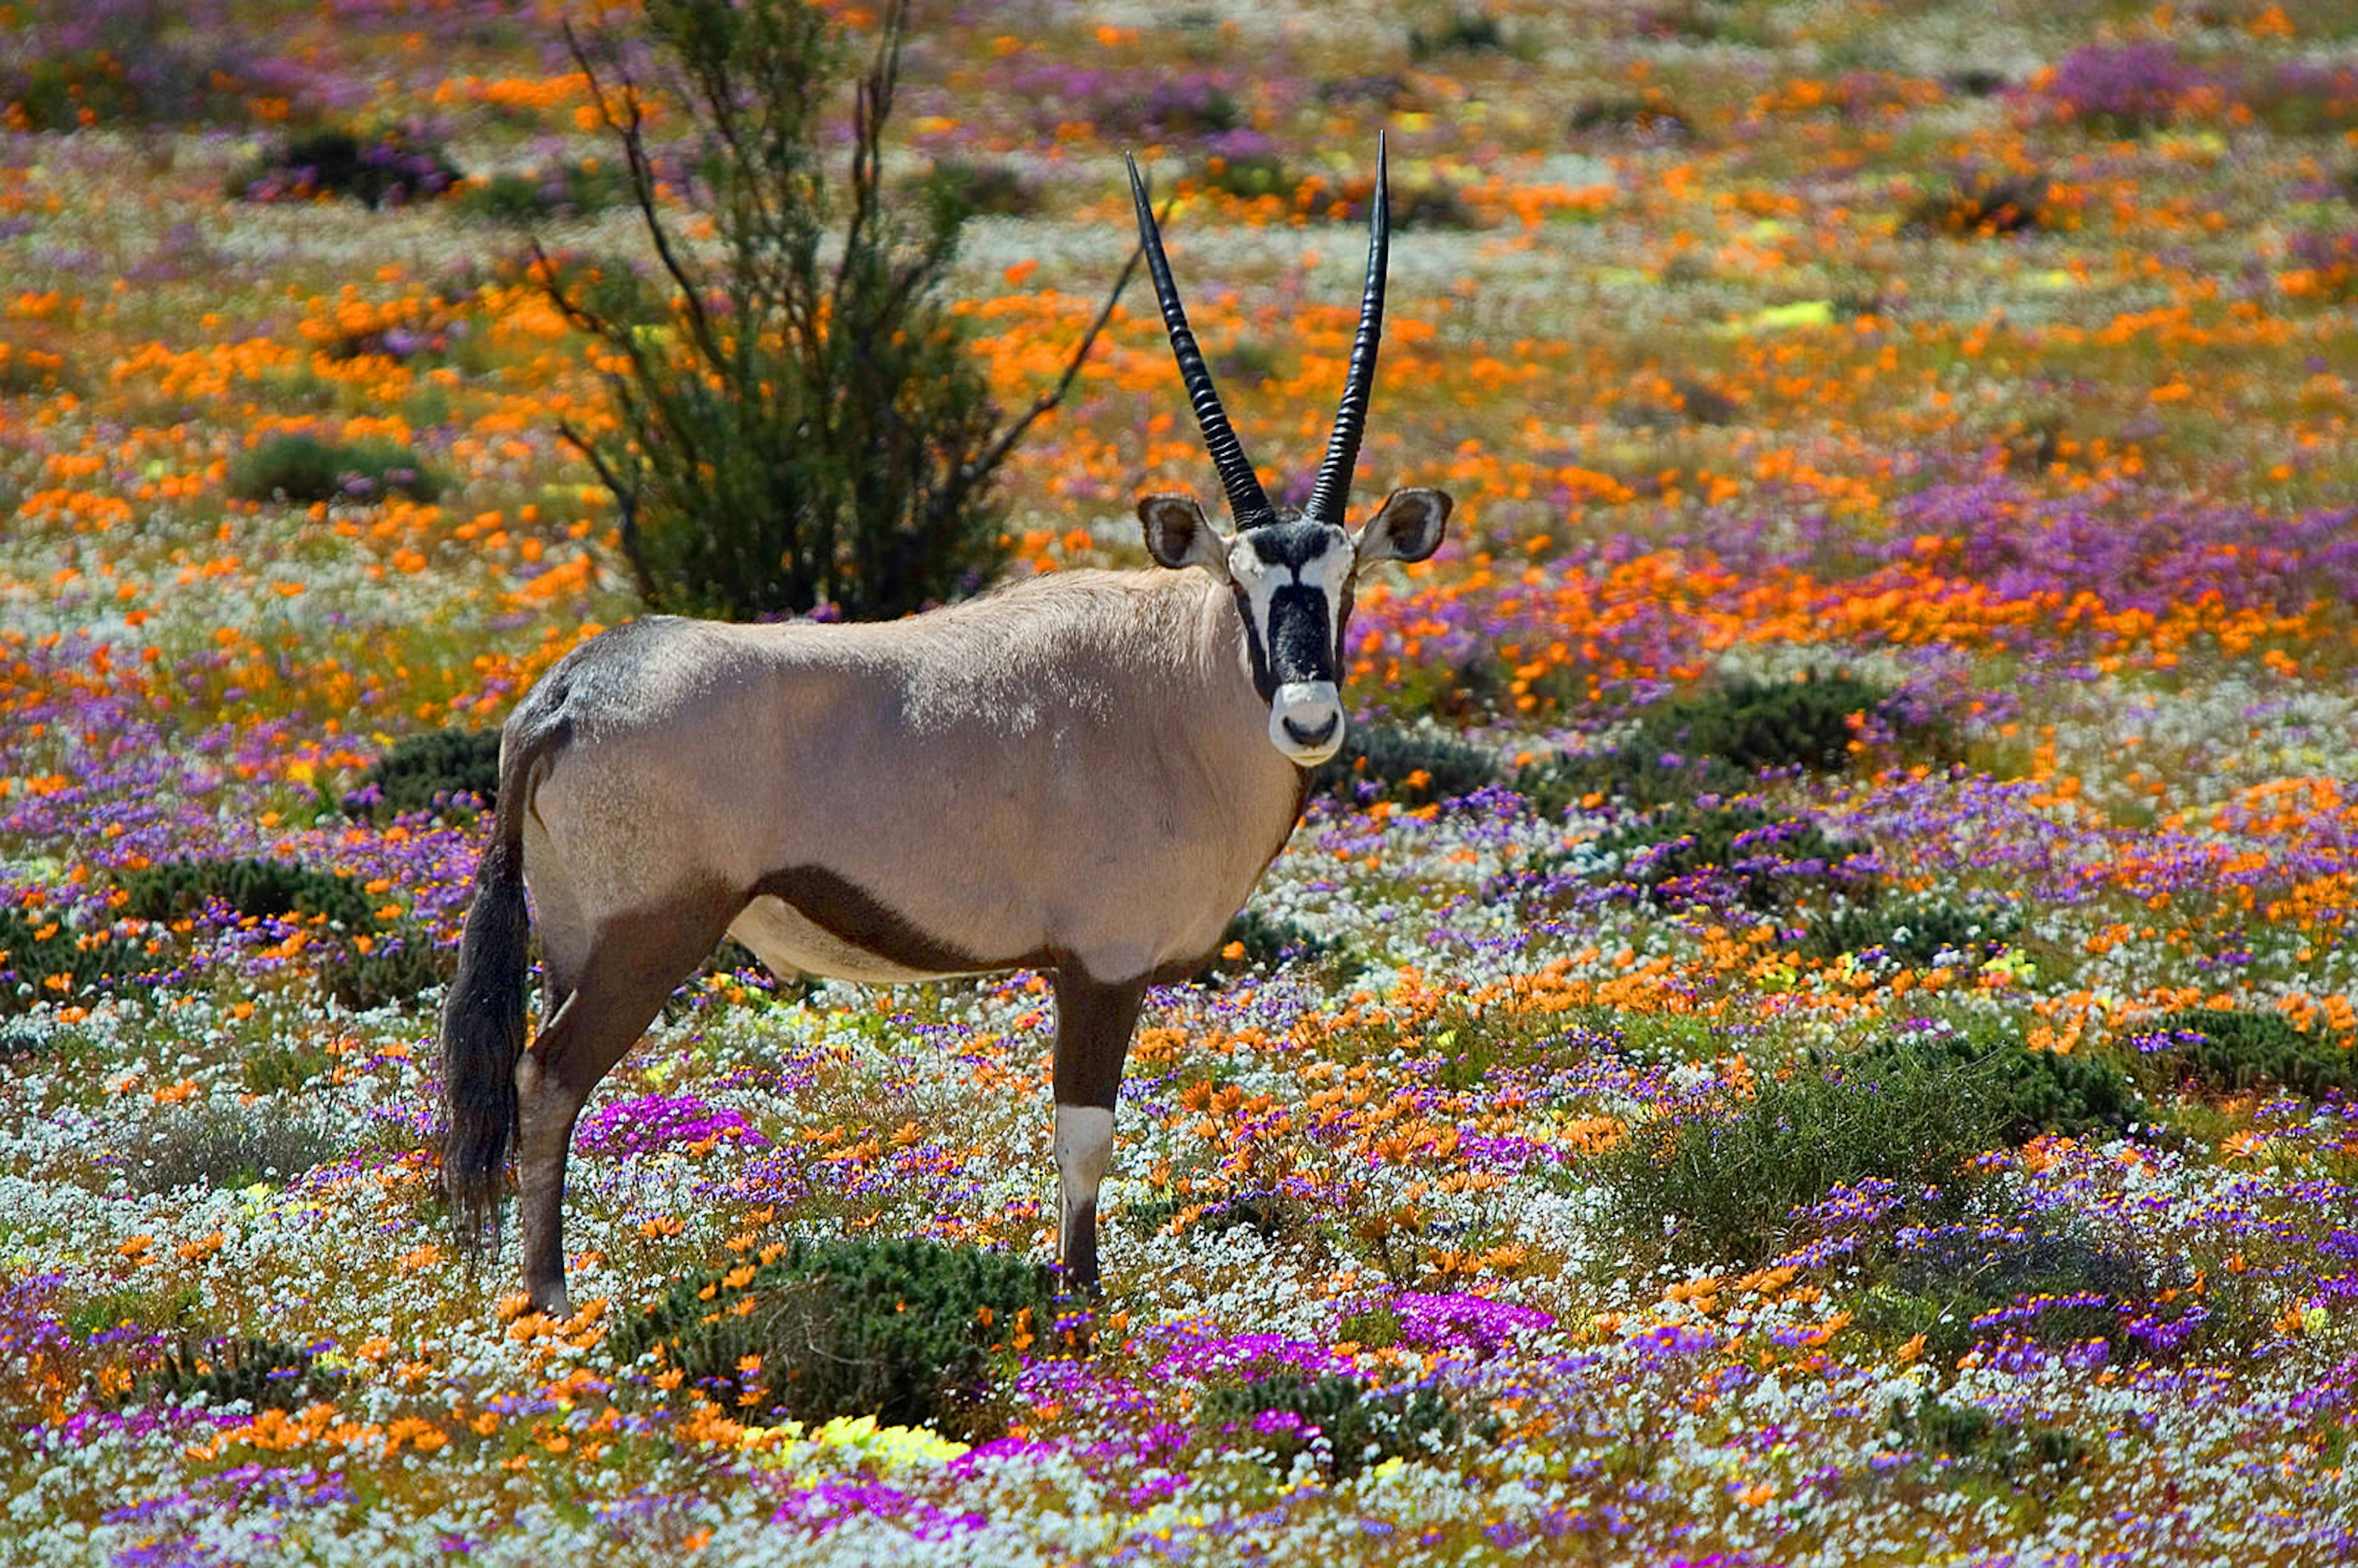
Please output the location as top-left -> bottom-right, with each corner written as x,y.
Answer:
1049,964 -> 1146,1297
513,887 -> 737,1316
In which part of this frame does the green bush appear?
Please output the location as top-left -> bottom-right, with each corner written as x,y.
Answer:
1857,1224 -> 2147,1367
1198,1368 -> 1458,1480
122,857 -> 376,933
1904,172 -> 2057,237
138,1335 -> 344,1412
1853,1031 -> 2144,1145
1519,745 -> 1753,818
2144,1007 -> 2357,1101
923,159 -> 1044,219
227,433 -> 442,505
1886,1395 -> 2088,1484
1312,723 -> 1500,809
1407,10 -> 1512,60
1194,906 -> 1337,982
318,924 -> 453,1012
227,125 -> 463,208
1593,803 -> 1872,911
612,1236 -> 1060,1433
128,1107 -> 343,1193
1799,899 -> 2022,966
1600,1042 -> 2006,1267
554,0 -> 1121,623
456,160 -> 626,223
344,728 -> 502,819
0,909 -> 155,1017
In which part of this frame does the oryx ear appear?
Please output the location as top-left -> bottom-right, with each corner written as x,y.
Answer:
1354,487 -> 1453,566
1138,493 -> 1231,577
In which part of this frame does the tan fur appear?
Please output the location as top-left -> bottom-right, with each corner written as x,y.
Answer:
515,567 -> 1302,988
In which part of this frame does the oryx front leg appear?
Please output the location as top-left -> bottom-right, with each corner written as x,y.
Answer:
1049,966 -> 1145,1296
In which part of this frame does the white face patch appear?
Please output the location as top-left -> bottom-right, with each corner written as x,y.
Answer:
1231,526 -> 1354,764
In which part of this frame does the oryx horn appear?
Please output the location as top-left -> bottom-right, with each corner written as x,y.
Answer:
1126,153 -> 1275,528
1304,133 -> 1389,528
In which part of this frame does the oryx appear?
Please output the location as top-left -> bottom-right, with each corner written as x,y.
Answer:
440,142 -> 1450,1316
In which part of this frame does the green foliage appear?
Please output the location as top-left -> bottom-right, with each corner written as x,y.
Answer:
1518,745 -> 1751,818
227,125 -> 464,208
1799,899 -> 2023,966
0,908 -> 154,1017
122,856 -> 376,932
1312,722 -> 1500,809
457,160 -> 627,223
922,159 -> 1045,219
1905,173 -> 2058,237
1195,906 -> 1336,981
344,728 -> 502,818
239,1037 -> 338,1095
1886,1395 -> 2088,1484
318,924 -> 453,1012
613,1236 -> 1059,1433
1198,1368 -> 1458,1480
556,0 -> 1099,623
1856,1224 -> 2148,1366
1600,1042 -> 2006,1267
1592,803 -> 1871,911
1407,10 -> 1513,61
2145,1007 -> 2358,1101
128,1107 -> 343,1193
1855,1031 -> 2144,1144
227,433 -> 442,505
139,1335 -> 345,1412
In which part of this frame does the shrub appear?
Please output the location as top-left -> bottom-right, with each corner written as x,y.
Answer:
1195,906 -> 1336,981
1,1 -> 305,130
318,925 -> 453,1012
1407,10 -> 1512,61
551,0 -> 1128,623
127,1107 -> 343,1193
343,728 -> 502,819
1568,92 -> 1694,141
1198,1368 -> 1458,1480
1600,1043 -> 2006,1267
2141,1008 -> 2357,1101
1312,721 -> 1500,809
1592,803 -> 1873,912
456,160 -> 627,223
138,1335 -> 344,1412
1853,1031 -> 2144,1144
0,909 -> 154,1017
1799,899 -> 2022,966
1858,1223 -> 2150,1367
612,1236 -> 1060,1433
122,856 -> 376,933
1905,172 -> 2056,237
1519,745 -> 1752,818
922,159 -> 1044,220
228,125 -> 463,208
1194,152 -> 1291,201
1886,1395 -> 2088,1485
227,433 -> 442,505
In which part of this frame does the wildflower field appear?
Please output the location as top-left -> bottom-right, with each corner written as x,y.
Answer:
5,0 -> 2358,1561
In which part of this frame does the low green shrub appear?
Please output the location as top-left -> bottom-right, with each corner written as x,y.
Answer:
319,925 -> 453,1012
227,125 -> 463,208
128,1107 -> 343,1193
1904,172 -> 2057,237
1600,1042 -> 2006,1267
1853,1031 -> 2144,1145
2142,1007 -> 2357,1101
1194,153 -> 1292,200
1800,899 -> 2023,966
122,856 -> 376,933
0,909 -> 155,1017
456,160 -> 626,223
343,728 -> 502,818
1195,907 -> 1337,981
1312,722 -> 1500,809
227,433 -> 442,505
1407,10 -> 1513,60
612,1237 -> 1060,1434
139,1335 -> 344,1412
1593,803 -> 1872,912
1856,1223 -> 2148,1366
1518,745 -> 1751,817
1198,1368 -> 1458,1480
1886,1395 -> 2088,1484
923,159 -> 1045,220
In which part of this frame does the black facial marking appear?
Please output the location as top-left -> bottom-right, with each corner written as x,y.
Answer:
751,865 -> 1019,975
1267,584 -> 1339,687
1229,583 -> 1277,702
1247,520 -> 1331,569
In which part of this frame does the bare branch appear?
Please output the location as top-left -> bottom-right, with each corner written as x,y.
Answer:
556,417 -> 658,604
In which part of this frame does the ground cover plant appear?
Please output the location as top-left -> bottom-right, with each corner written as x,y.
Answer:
2,0 -> 2356,1562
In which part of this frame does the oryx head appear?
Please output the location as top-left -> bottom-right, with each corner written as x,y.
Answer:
1127,139 -> 1453,769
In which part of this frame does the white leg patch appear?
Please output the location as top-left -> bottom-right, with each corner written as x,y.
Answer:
1054,1104 -> 1116,1225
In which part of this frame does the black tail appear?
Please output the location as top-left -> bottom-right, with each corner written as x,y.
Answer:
438,729 -> 538,1267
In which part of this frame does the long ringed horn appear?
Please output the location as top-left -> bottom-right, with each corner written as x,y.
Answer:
1304,133 -> 1390,528
1126,153 -> 1274,527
